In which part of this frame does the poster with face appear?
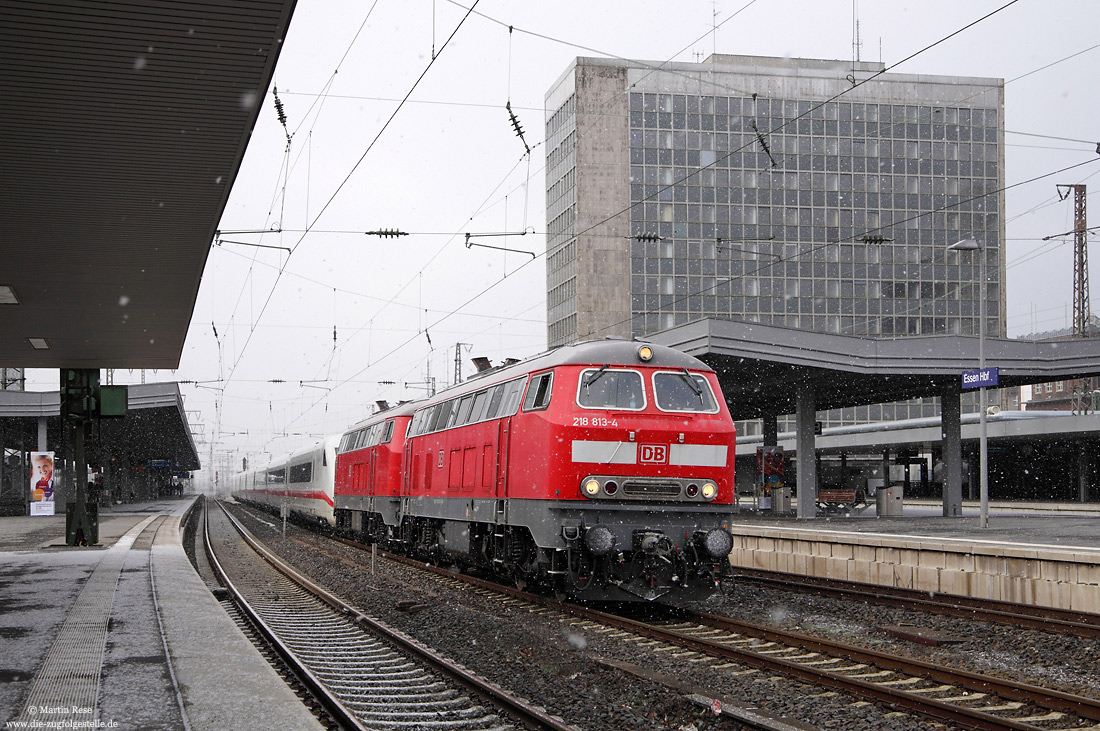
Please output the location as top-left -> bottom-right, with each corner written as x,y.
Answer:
30,451 -> 55,516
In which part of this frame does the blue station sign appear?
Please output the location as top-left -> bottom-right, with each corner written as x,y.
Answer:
961,366 -> 999,389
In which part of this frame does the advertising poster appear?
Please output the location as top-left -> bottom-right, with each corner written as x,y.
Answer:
30,451 -> 56,516
755,446 -> 785,510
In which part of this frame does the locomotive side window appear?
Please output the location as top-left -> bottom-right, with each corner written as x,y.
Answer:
432,400 -> 455,432
469,389 -> 490,423
453,395 -> 474,426
522,372 -> 554,411
380,419 -> 395,444
501,378 -> 525,416
445,397 -> 466,429
414,408 -> 433,436
354,428 -> 371,449
484,385 -> 506,419
653,371 -> 719,413
577,368 -> 646,410
418,405 -> 439,435
267,467 -> 285,485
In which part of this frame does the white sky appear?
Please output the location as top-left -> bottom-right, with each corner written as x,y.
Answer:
24,0 -> 1100,481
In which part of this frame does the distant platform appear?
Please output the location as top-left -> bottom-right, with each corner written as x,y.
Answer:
726,500 -> 1100,612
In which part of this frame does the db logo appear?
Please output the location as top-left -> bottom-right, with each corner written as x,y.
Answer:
640,444 -> 668,464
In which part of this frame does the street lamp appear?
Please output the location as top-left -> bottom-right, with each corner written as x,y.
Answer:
948,237 -> 988,528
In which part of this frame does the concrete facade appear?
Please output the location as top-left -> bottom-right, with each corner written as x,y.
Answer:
546,54 -> 1005,425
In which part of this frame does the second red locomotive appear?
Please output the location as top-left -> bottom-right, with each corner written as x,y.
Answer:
334,339 -> 736,603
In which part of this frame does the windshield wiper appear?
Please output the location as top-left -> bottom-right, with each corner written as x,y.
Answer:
583,364 -> 610,390
679,368 -> 703,399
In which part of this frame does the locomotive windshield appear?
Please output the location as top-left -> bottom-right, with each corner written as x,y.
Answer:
577,368 -> 645,410
653,371 -> 718,413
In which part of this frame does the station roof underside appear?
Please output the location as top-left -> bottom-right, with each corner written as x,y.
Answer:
735,412 -> 1100,457
0,384 -> 200,471
0,0 -> 297,370
652,319 -> 1100,420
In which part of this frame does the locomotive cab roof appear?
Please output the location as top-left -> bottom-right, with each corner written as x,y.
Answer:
468,339 -> 712,381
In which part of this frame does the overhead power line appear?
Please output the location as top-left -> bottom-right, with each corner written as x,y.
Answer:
221,0 -> 483,391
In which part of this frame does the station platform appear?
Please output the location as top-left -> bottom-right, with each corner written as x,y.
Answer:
0,496 -> 321,730
728,499 -> 1100,612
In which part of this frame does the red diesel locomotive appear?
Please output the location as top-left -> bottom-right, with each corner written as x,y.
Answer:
335,339 -> 736,603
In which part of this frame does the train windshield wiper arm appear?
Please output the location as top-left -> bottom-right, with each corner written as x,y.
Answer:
583,364 -> 610,390
679,368 -> 703,400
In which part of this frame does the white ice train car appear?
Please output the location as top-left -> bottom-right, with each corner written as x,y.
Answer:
230,435 -> 340,527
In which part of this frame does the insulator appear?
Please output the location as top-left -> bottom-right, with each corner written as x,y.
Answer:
273,88 -> 288,127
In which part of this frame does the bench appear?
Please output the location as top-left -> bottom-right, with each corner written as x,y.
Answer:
816,488 -> 869,513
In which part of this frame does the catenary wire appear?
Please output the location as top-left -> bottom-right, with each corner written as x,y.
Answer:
218,0 -> 1074,445
220,1 -> 483,390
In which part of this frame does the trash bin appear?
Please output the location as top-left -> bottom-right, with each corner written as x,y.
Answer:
772,487 -> 791,513
876,486 -> 903,516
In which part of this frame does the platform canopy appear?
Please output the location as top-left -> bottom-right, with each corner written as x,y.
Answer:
0,0 -> 298,370
0,383 -> 200,471
652,318 -> 1100,420
653,318 -> 1100,518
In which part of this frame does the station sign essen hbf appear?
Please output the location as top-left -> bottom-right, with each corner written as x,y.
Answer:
961,366 -> 998,390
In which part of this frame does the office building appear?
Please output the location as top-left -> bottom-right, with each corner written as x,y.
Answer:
545,54 -> 1005,423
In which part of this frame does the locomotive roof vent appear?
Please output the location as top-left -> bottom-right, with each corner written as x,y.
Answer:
472,356 -> 492,372
375,399 -> 390,412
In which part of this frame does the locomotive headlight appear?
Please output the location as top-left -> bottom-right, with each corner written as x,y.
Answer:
701,482 -> 717,500
637,345 -> 653,362
583,479 -> 601,497
702,528 -> 733,558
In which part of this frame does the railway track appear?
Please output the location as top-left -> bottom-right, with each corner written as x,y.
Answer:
317,529 -> 1100,730
632,609 -> 1100,731
189,500 -> 343,727
203,499 -> 577,731
732,566 -> 1100,640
